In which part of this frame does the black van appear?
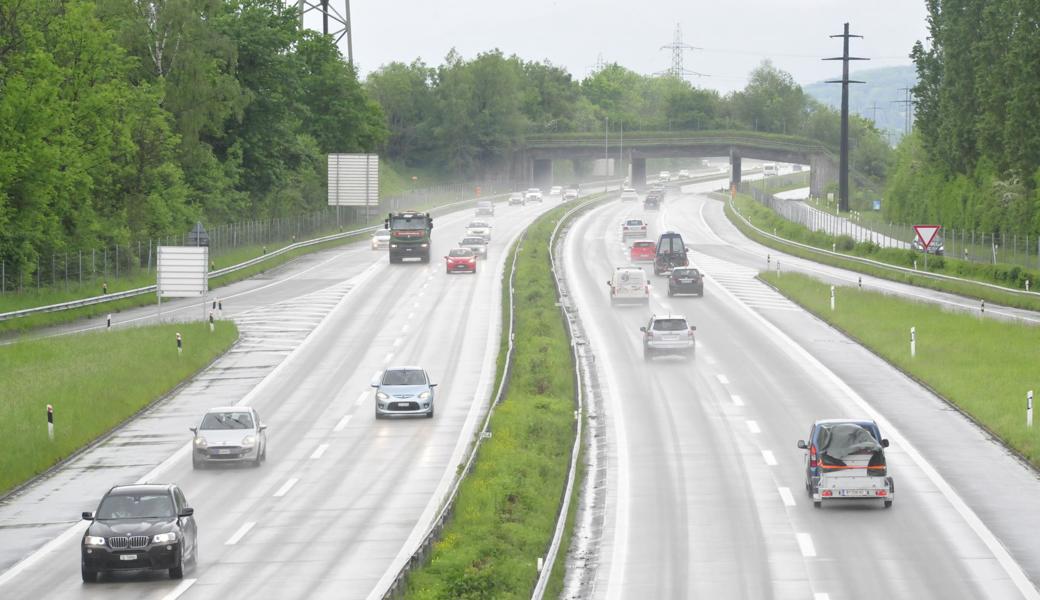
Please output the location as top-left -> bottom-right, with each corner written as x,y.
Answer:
654,231 -> 689,275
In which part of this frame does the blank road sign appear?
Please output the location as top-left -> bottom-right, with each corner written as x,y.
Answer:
157,246 -> 209,298
328,153 -> 379,207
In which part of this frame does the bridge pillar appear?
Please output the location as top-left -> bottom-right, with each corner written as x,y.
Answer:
730,152 -> 742,189
809,155 -> 837,199
631,158 -> 647,188
533,159 -> 552,189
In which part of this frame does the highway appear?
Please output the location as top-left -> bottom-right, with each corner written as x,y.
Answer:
0,194 -> 572,599
561,181 -> 1040,599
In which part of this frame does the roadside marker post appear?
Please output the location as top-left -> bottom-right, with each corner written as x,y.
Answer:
830,286 -> 835,311
106,314 -> 111,330
910,326 -> 916,358
176,332 -> 183,356
981,299 -> 986,314
47,405 -> 54,441
858,276 -> 862,290
209,311 -> 215,333
1028,391 -> 1034,428
776,260 -> 780,276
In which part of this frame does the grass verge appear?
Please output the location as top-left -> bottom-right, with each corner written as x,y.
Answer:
0,321 -> 239,496
723,195 -> 1040,312
403,201 -> 595,598
762,271 -> 1040,468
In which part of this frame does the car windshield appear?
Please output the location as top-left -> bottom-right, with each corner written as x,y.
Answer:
633,242 -> 654,248
200,412 -> 254,430
468,222 -> 488,228
97,493 -> 175,520
382,369 -> 427,385
652,318 -> 688,331
816,423 -> 884,466
374,230 -> 391,238
461,238 -> 485,245
673,268 -> 699,277
390,217 -> 428,230
448,249 -> 473,257
626,220 -> 643,226
658,235 -> 685,253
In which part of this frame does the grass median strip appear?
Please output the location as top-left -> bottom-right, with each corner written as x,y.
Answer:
0,322 -> 238,496
761,271 -> 1040,467
404,203 -> 583,599
724,195 -> 1040,312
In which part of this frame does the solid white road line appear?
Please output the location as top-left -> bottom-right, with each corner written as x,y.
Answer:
161,578 -> 198,600
334,414 -> 353,432
746,420 -> 761,434
310,444 -> 329,460
814,594 -> 831,600
762,450 -> 777,465
796,533 -> 817,558
224,521 -> 256,546
273,478 -> 299,498
778,487 -> 796,507
731,394 -> 745,406
407,311 -> 415,319
716,373 -> 730,385
393,337 -> 402,348
356,392 -> 369,406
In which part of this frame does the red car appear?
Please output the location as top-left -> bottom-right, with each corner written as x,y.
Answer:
630,241 -> 656,262
445,248 -> 477,274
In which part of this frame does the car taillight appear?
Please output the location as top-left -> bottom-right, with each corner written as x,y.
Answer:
875,490 -> 888,497
688,329 -> 695,337
821,490 -> 833,497
809,446 -> 817,468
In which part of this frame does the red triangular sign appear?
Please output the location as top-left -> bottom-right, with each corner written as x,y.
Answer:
914,225 -> 941,249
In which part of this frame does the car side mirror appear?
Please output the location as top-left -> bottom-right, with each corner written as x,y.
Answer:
443,256 -> 448,260
178,508 -> 194,518
430,383 -> 438,388
259,424 -> 268,432
639,326 -> 647,332
690,325 -> 697,331
189,427 -> 197,434
797,440 -> 807,449
82,511 -> 94,520
881,439 -> 890,448
370,382 -> 380,388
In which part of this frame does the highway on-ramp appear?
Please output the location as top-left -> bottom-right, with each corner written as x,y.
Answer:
561,182 -> 1040,599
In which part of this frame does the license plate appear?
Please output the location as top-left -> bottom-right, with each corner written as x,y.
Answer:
838,489 -> 870,497
120,554 -> 137,561
663,335 -> 678,340
218,449 -> 232,455
679,279 -> 693,283
394,402 -> 410,409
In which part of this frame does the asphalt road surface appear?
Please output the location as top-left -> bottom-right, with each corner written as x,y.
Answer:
562,181 -> 1040,599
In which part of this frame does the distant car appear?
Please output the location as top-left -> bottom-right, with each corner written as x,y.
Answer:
191,406 -> 267,469
620,188 -> 639,202
669,173 -> 680,181
81,484 -> 197,582
445,248 -> 477,274
668,267 -> 704,297
762,163 -> 778,177
475,200 -> 495,216
466,220 -> 492,241
798,419 -> 894,509
658,170 -> 671,181
459,236 -> 488,258
654,231 -> 689,275
372,366 -> 437,418
525,188 -> 544,203
621,218 -> 648,238
644,191 -> 661,210
911,234 -> 944,255
607,266 -> 650,306
563,188 -> 579,202
549,186 -> 563,197
630,241 -> 656,262
508,192 -> 525,206
640,314 -> 696,360
371,229 -> 391,250
678,169 -> 690,178
792,164 -> 804,172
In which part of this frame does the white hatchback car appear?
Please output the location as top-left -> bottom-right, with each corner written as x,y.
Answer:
466,220 -> 492,241
191,407 -> 268,468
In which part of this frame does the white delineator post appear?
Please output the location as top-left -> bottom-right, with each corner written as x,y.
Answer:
176,332 -> 183,356
830,286 -> 835,311
776,260 -> 780,276
1028,390 -> 1034,428
47,404 -> 54,441
106,314 -> 112,330
910,326 -> 916,358
209,310 -> 215,333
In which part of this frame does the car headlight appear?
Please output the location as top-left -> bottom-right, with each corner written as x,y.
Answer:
418,391 -> 431,400
194,437 -> 208,448
376,391 -> 389,400
420,243 -> 428,248
152,532 -> 177,544
390,243 -> 398,248
84,536 -> 106,547
241,435 -> 256,447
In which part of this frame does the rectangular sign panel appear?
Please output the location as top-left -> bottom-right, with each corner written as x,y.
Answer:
157,246 -> 208,298
328,153 -> 379,207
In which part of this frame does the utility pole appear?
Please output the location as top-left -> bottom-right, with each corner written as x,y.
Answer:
824,22 -> 868,213
659,23 -> 705,80
296,0 -> 353,66
619,120 -> 624,182
605,117 -> 609,181
868,101 -> 882,125
892,86 -> 913,135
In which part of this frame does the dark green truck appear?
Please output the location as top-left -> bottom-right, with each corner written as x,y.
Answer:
386,211 -> 434,263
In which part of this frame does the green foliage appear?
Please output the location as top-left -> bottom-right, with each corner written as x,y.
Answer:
0,321 -> 238,495
764,272 -> 1040,468
0,0 -> 385,281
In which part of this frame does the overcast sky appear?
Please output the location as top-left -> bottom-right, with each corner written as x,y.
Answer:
302,0 -> 928,92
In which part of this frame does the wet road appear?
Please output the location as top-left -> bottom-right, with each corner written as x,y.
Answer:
563,182 -> 1040,599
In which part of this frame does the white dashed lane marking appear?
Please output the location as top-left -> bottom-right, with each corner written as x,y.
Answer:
796,533 -> 817,558
225,521 -> 256,546
716,374 -> 730,385
688,251 -> 800,312
778,487 -> 796,507
334,414 -> 352,432
762,450 -> 777,465
273,478 -> 299,498
310,444 -> 329,460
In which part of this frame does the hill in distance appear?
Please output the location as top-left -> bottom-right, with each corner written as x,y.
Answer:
802,65 -> 917,145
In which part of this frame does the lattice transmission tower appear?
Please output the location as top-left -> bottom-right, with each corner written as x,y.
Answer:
659,24 -> 704,79
295,0 -> 353,67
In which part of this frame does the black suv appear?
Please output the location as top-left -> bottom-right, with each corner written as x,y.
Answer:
654,231 -> 689,275
81,484 -> 198,582
643,190 -> 661,210
667,267 -> 703,296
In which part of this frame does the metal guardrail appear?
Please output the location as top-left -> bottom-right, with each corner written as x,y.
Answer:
530,192 -> 613,598
0,190 -> 524,324
728,196 -> 1040,299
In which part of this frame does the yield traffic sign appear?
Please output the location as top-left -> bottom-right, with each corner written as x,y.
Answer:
913,225 -> 941,250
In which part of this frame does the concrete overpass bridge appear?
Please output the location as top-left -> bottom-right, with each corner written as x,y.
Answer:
514,131 -> 838,196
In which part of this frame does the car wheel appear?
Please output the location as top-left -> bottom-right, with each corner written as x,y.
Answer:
813,500 -> 822,509
81,565 -> 97,583
374,406 -> 383,420
445,268 -> 450,274
261,445 -> 267,462
883,500 -> 893,509
426,405 -> 435,419
169,551 -> 184,580
667,288 -> 674,297
252,452 -> 261,467
192,455 -> 204,470
643,348 -> 652,361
